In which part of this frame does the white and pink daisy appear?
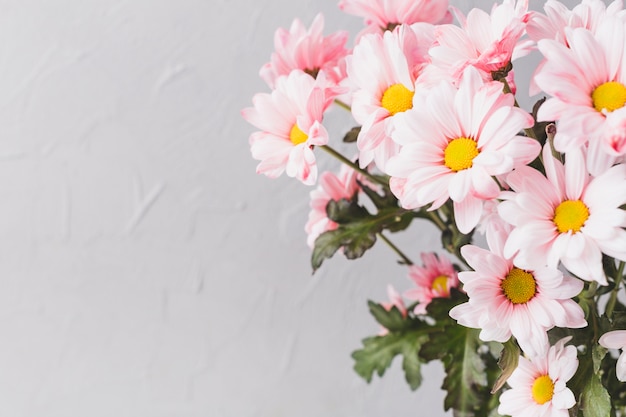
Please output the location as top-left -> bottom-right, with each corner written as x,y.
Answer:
260,14 -> 350,89
338,0 -> 451,36
403,252 -> 458,315
526,0 -> 626,45
386,66 -> 540,234
498,145 -> 626,285
305,164 -> 361,248
498,337 -> 578,417
448,225 -> 586,356
599,330 -> 626,382
421,0 -> 533,87
346,24 -> 435,171
242,70 -> 340,185
535,21 -> 626,175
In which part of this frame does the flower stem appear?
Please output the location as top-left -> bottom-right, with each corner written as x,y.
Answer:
378,232 -> 413,265
606,261 -> 625,319
427,210 -> 447,231
319,145 -> 387,187
334,99 -> 351,112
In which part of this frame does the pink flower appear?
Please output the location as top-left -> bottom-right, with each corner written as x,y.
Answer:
339,0 -> 451,36
498,338 -> 578,417
403,252 -> 458,315
346,24 -> 435,171
421,0 -> 533,86
260,14 -> 350,89
449,226 -> 586,356
242,71 -> 339,185
499,145 -> 626,285
379,285 -> 408,335
535,22 -> 626,174
599,330 -> 626,382
386,66 -> 539,234
305,165 -> 361,248
526,0 -> 626,45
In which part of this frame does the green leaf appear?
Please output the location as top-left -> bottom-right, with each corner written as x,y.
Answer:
491,339 -> 520,394
420,325 -> 487,414
368,301 -> 411,332
352,330 -> 428,389
311,204 -> 418,273
343,126 -> 360,143
325,198 -> 369,224
580,373 -> 611,417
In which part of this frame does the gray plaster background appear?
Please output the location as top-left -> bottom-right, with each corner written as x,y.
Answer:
0,0 -> 543,416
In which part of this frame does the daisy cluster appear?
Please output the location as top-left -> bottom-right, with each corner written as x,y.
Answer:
243,0 -> 626,415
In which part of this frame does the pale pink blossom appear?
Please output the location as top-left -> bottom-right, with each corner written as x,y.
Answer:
338,0 -> 451,37
498,338 -> 578,417
526,0 -> 626,45
379,285 -> 408,335
449,226 -> 586,356
305,165 -> 361,248
421,0 -> 533,87
535,22 -> 626,175
242,71 -> 340,185
260,14 -> 350,88
386,66 -> 539,234
499,145 -> 626,285
599,330 -> 626,382
346,24 -> 435,171
404,252 -> 458,315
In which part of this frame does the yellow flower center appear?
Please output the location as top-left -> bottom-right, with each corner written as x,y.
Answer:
501,268 -> 536,304
553,200 -> 589,234
444,137 -> 479,172
592,81 -> 626,113
381,83 -> 414,116
289,124 -> 308,145
531,375 -> 555,405
431,275 -> 449,295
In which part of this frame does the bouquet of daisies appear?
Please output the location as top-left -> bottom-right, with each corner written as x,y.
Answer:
242,0 -> 626,415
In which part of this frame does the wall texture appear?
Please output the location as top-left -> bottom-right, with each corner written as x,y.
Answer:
0,1 -> 536,416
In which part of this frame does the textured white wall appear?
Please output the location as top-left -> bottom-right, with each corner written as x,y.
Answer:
0,1 -> 538,416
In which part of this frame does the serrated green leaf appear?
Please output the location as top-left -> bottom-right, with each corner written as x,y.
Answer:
352,330 -> 427,386
580,373 -> 611,417
368,301 -> 409,333
491,339 -> 520,394
421,325 -> 487,413
326,198 -> 369,224
402,343 -> 423,391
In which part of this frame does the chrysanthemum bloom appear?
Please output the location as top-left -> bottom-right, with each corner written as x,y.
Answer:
242,71 -> 340,185
599,330 -> 626,382
420,0 -> 533,87
338,0 -> 451,36
260,14 -> 350,89
498,145 -> 626,285
498,338 -> 578,417
346,24 -> 435,171
404,252 -> 458,315
535,21 -> 626,174
386,66 -> 539,234
526,0 -> 626,45
305,165 -> 361,248
449,226 -> 586,356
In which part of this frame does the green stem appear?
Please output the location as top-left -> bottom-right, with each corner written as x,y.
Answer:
319,145 -> 388,187
498,77 -> 537,140
426,210 -> 447,231
606,261 -> 625,320
334,99 -> 351,112
378,232 -> 414,265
